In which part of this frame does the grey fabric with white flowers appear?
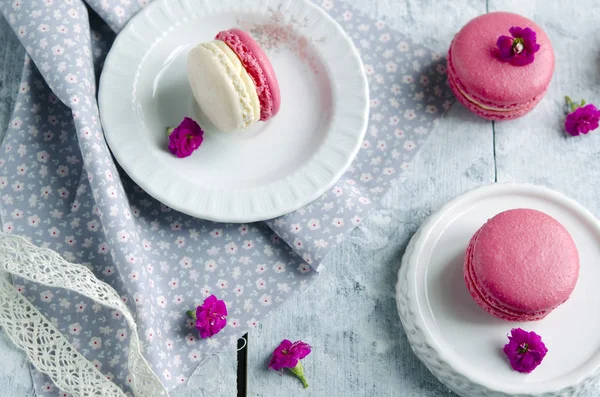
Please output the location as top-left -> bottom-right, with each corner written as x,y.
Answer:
0,0 -> 451,395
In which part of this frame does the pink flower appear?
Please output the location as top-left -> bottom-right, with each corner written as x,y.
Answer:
564,97 -> 600,136
268,339 -> 312,388
503,328 -> 547,373
187,295 -> 227,338
168,117 -> 204,158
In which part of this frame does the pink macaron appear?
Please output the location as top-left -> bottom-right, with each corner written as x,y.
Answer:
464,209 -> 579,321
216,29 -> 281,121
447,12 -> 554,120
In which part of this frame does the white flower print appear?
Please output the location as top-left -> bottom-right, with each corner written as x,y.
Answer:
426,105 -> 438,114
17,25 -> 26,37
404,109 -> 416,120
297,263 -> 311,273
259,294 -> 272,306
102,266 -> 114,276
332,218 -> 344,227
385,61 -> 397,73
402,75 -> 414,84
52,45 -> 65,55
68,8 -> 79,18
11,117 -> 22,129
290,223 -> 302,233
225,242 -> 237,254
273,262 -> 285,273
3,222 -> 13,233
256,278 -> 267,290
188,350 -> 201,362
89,337 -> 102,349
217,279 -> 229,289
65,236 -> 75,246
157,296 -> 167,308
40,290 -> 53,302
404,140 -> 417,151
75,302 -> 86,312
321,0 -> 333,10
173,295 -> 184,305
243,240 -> 254,249
293,238 -> 303,249
37,151 -> 49,162
69,323 -> 81,335
314,239 -> 329,248
360,173 -> 373,182
117,230 -> 130,242
11,209 -> 22,219
234,285 -> 244,296
210,229 -> 223,238
116,329 -> 127,342
228,318 -> 240,328
255,264 -> 267,273
129,271 -> 139,281
65,74 -> 77,83
56,165 -> 69,177
0,177 -> 7,189
166,340 -> 174,350
307,218 -> 320,230
38,24 -> 49,32
28,215 -> 40,227
247,319 -> 259,328
169,279 -> 178,289
176,256 -> 191,268
41,383 -> 53,393
175,236 -> 185,248
397,41 -> 409,52
352,215 -> 363,226
364,64 -> 374,75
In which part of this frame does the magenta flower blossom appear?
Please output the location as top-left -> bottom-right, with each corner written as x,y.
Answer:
564,96 -> 600,136
269,339 -> 312,388
167,117 -> 204,158
503,328 -> 548,373
186,295 -> 227,338
496,26 -> 540,66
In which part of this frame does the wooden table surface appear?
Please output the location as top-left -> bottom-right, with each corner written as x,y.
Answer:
2,0 -> 600,396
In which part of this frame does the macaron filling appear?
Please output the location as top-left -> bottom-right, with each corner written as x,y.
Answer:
216,30 -> 278,121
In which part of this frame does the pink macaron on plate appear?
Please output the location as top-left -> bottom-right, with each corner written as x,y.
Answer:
396,183 -> 600,397
99,0 -> 368,222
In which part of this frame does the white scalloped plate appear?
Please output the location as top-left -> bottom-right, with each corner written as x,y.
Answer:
99,0 -> 368,222
396,183 -> 600,397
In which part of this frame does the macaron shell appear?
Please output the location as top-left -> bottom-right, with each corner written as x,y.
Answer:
449,12 -> 554,109
472,209 -> 579,314
464,231 -> 548,321
187,41 -> 259,132
216,29 -> 281,121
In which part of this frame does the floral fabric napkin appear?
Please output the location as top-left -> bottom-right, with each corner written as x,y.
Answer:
0,0 -> 451,395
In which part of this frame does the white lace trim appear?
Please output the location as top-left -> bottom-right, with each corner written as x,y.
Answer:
0,233 -> 168,397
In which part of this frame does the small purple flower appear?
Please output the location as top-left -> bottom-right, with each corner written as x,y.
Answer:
564,96 -> 600,136
503,328 -> 548,373
269,339 -> 312,388
496,26 -> 540,66
186,295 -> 227,338
167,117 -> 204,158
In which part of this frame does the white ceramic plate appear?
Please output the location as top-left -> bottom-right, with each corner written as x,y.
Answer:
396,183 -> 600,397
99,0 -> 368,222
